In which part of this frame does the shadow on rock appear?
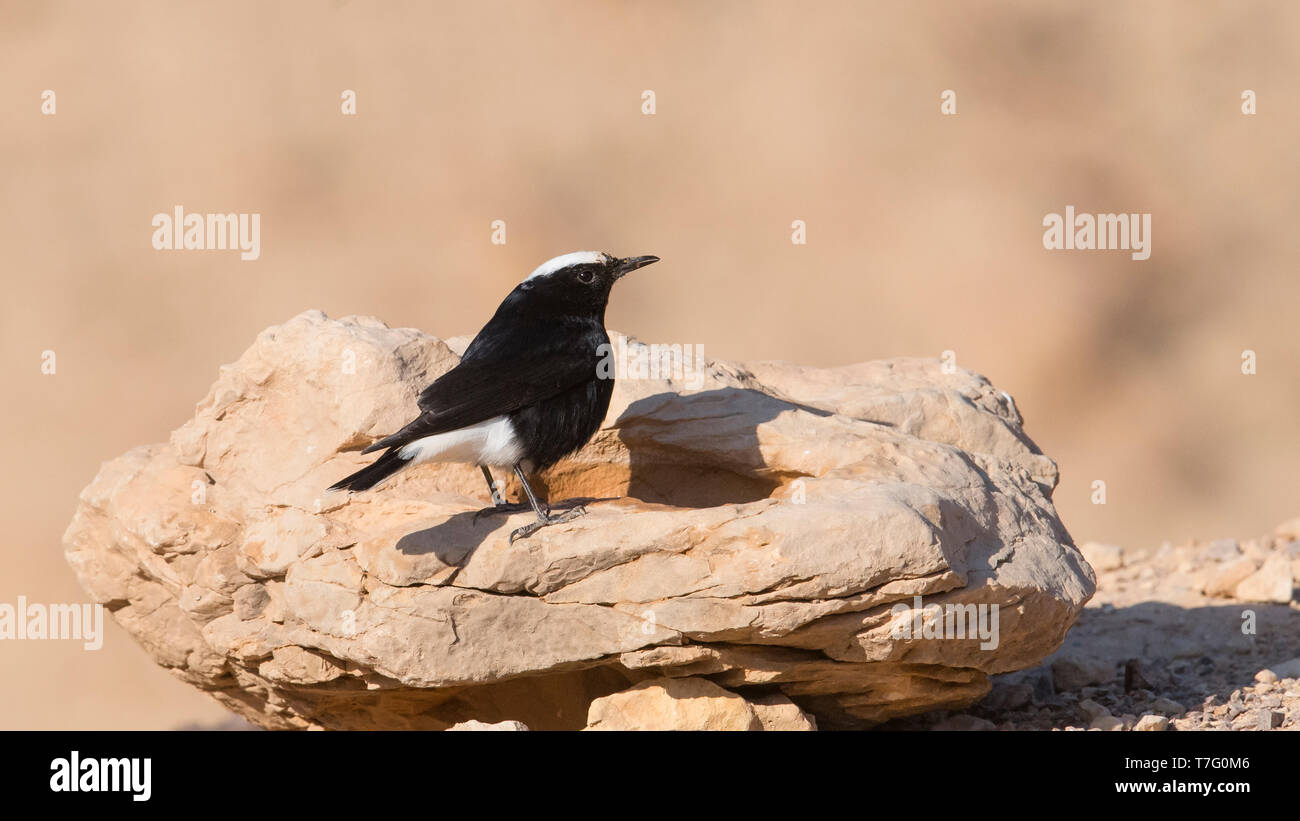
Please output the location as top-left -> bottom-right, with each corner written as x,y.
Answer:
393,497 -> 621,564
612,388 -> 832,509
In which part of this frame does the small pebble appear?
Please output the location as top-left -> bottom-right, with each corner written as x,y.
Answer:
1151,697 -> 1185,715
1090,715 -> 1124,731
1133,714 -> 1170,732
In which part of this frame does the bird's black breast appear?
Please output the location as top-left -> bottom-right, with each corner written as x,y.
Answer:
508,335 -> 614,470
509,376 -> 613,470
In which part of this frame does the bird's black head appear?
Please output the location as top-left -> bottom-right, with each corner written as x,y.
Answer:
513,251 -> 659,318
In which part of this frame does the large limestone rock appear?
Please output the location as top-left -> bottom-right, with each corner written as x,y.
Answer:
63,311 -> 1094,729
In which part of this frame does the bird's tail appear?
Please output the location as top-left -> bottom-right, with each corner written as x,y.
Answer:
328,447 -> 412,492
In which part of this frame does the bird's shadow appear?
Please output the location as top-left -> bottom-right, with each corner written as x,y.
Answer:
394,388 -> 846,565
393,496 -> 618,565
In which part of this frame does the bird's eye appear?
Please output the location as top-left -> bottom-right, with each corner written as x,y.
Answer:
577,269 -> 595,284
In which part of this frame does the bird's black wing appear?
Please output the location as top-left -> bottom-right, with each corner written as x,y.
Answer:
360,331 -> 604,454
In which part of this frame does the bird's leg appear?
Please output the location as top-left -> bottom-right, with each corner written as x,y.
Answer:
472,466 -> 531,523
509,463 -> 587,543
481,466 -> 508,506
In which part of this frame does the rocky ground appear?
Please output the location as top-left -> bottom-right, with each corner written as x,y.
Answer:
186,519 -> 1300,732
884,518 -> 1300,731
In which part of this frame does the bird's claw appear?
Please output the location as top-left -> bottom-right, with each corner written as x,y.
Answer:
509,505 -> 589,543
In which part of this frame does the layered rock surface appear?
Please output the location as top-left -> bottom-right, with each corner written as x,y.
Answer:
63,310 -> 1094,729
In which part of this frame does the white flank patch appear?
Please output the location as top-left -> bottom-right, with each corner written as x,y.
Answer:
525,250 -> 608,282
398,416 -> 525,467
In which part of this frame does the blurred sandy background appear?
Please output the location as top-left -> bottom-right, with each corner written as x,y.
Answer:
2,0 -> 1297,729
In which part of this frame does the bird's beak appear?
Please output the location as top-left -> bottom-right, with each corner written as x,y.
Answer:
612,255 -> 659,279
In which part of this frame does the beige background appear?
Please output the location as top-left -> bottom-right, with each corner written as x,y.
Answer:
2,1 -> 1297,729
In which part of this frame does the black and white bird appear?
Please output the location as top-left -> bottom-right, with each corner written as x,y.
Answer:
329,250 -> 659,542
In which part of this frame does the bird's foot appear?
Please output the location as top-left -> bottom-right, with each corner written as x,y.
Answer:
509,504 -> 589,543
